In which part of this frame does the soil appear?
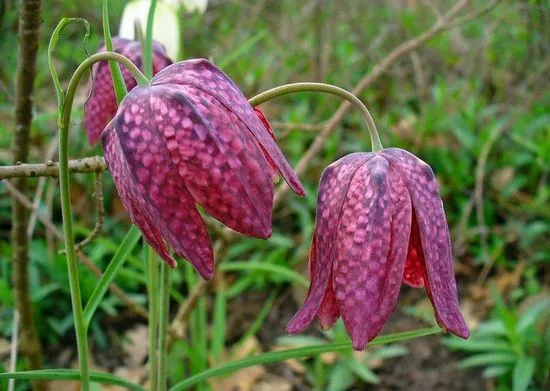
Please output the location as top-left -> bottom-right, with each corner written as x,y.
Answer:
227,288 -> 488,391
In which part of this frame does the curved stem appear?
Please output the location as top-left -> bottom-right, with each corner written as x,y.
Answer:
57,51 -> 150,391
249,82 -> 383,152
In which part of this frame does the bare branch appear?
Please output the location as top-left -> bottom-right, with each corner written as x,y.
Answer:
0,156 -> 107,180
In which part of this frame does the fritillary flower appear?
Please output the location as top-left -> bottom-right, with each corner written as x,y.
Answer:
286,149 -> 469,350
100,58 -> 304,279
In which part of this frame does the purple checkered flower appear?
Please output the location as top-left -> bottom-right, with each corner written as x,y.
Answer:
286,149 -> 469,350
84,38 -> 172,145
100,58 -> 304,279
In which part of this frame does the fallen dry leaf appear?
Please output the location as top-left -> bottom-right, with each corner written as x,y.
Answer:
252,374 -> 292,391
122,325 -> 149,368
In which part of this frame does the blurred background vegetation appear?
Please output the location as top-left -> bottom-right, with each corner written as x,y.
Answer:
0,0 -> 549,390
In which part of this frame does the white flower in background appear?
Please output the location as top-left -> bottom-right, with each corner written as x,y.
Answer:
165,0 -> 208,14
119,0 -> 181,59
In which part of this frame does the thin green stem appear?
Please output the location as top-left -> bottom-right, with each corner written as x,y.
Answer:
56,50 -> 149,391
170,327 -> 441,390
102,0 -> 130,99
248,82 -> 384,152
158,262 -> 171,391
144,0 -> 158,78
147,247 -> 159,391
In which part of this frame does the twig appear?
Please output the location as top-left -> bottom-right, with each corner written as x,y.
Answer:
8,310 -> 19,391
166,0 -> 493,348
3,180 -> 148,320
10,0 -> 47,389
271,121 -> 324,132
0,155 -> 107,179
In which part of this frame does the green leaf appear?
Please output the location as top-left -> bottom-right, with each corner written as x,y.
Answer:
512,356 -> 535,391
443,337 -> 514,353
482,365 -> 511,378
459,353 -> 517,369
327,361 -> 355,391
83,225 -> 142,326
220,261 -> 309,287
346,358 -> 379,384
103,0 -> 128,103
170,327 -> 441,390
0,369 -> 146,391
211,283 -> 226,363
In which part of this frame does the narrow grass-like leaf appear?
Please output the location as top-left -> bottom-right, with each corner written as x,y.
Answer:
482,365 -> 511,378
211,283 -> 226,363
459,353 -> 517,369
347,358 -> 379,384
443,338 -> 514,353
512,356 -> 535,391
103,0 -> 127,103
0,369 -> 145,391
236,291 -> 278,348
83,225 -> 141,326
218,30 -> 267,69
220,262 -> 309,287
169,327 -> 441,390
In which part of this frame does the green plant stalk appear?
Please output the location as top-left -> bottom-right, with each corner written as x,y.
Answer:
103,0 -> 127,102
0,369 -> 146,391
144,0 -> 158,78
248,82 -> 383,152
158,262 -> 171,391
56,51 -> 148,391
83,225 -> 142,326
148,247 -> 159,391
170,327 -> 441,390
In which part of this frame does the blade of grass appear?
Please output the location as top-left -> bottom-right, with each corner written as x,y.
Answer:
220,262 -> 308,287
170,327 -> 441,390
0,369 -> 146,391
211,282 -> 226,364
83,225 -> 141,326
102,0 -> 127,102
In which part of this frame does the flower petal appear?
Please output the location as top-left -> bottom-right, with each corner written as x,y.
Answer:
332,156 -> 410,349
382,148 -> 469,339
153,84 -> 273,238
403,209 -> 425,288
253,107 -> 279,182
84,39 -> 171,145
151,59 -> 305,196
103,87 -> 214,279
286,153 -> 372,334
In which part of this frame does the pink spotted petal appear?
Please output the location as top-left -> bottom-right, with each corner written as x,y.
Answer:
151,59 -> 305,196
155,84 -> 273,238
286,153 -> 373,334
253,107 -> 279,182
332,156 -> 410,350
102,88 -> 214,279
403,209 -> 425,288
84,38 -> 172,145
382,148 -> 469,339
307,232 -> 340,330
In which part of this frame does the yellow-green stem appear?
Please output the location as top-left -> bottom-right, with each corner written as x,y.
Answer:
57,51 -> 149,391
249,82 -> 383,152
147,247 -> 159,391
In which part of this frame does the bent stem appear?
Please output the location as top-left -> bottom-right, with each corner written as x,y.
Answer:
249,82 -> 383,152
55,51 -> 150,391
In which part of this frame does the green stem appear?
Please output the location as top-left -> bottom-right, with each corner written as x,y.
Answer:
57,51 -> 149,391
144,0 -> 158,78
248,82 -> 384,152
147,247 -> 159,391
170,327 -> 441,390
158,262 -> 171,391
103,0 -> 128,102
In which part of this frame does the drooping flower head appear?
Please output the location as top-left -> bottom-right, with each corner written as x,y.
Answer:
286,148 -> 469,350
101,58 -> 305,279
84,38 -> 172,145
